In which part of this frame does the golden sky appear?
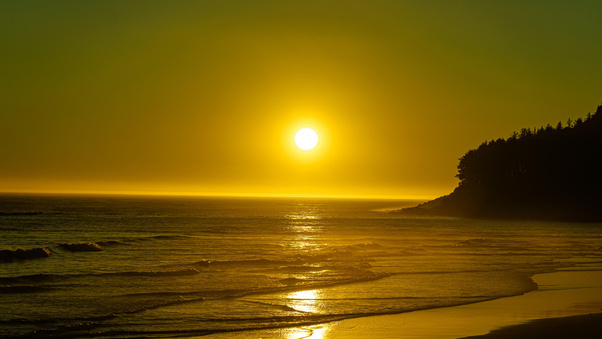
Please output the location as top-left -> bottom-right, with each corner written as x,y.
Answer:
1,1 -> 601,199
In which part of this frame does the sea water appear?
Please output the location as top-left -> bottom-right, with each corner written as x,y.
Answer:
1,194 -> 601,338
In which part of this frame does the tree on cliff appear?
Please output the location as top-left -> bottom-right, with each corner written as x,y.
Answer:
404,103 -> 602,221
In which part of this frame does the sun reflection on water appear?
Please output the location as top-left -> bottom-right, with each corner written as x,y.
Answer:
286,289 -> 321,313
286,214 -> 318,220
284,325 -> 329,339
284,204 -> 327,251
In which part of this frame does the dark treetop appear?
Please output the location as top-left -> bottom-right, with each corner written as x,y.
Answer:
402,103 -> 602,221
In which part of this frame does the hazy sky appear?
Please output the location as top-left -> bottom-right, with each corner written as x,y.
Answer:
1,1 -> 601,198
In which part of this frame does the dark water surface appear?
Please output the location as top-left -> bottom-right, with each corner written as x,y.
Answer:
1,194 -> 601,338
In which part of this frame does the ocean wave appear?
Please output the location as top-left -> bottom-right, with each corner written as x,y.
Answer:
1,296 -> 206,327
9,313 -> 359,338
107,268 -> 201,277
279,277 -> 303,285
453,238 -> 529,249
59,242 -> 103,252
455,238 -> 490,246
0,285 -> 53,294
339,243 -> 384,250
10,327 -> 217,339
194,250 -> 372,268
194,258 -> 295,267
95,240 -> 129,247
1,285 -> 527,339
256,263 -> 367,273
14,316 -> 358,339
2,273 -> 515,339
0,247 -> 51,262
0,274 -> 64,284
0,268 -> 201,285
131,234 -> 192,242
149,235 -> 188,240
0,211 -> 43,216
3,321 -> 100,339
4,298 -> 197,325
124,271 -> 391,300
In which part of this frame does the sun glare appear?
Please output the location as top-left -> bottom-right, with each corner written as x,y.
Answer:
295,128 -> 319,151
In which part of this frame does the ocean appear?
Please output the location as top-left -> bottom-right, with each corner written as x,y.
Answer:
1,194 -> 601,338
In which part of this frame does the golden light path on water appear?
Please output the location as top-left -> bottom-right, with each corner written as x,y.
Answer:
286,290 -> 321,314
284,325 -> 329,339
283,290 -> 330,338
281,204 -> 332,339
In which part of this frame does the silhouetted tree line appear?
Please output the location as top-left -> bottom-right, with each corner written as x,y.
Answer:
403,103 -> 602,221
451,104 -> 602,220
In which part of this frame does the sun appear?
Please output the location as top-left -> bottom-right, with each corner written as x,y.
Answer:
295,128 -> 319,151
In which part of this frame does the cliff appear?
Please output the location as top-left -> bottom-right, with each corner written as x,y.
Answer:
400,104 -> 602,222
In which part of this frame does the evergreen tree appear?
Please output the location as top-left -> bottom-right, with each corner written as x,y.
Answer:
450,103 -> 602,221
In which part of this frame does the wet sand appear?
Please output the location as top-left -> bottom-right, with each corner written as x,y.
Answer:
203,270 -> 602,338
323,271 -> 602,338
462,312 -> 602,338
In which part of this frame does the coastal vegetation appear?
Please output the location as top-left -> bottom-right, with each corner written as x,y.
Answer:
402,104 -> 602,221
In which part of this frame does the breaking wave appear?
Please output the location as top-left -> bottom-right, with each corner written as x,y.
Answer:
0,268 -> 202,285
0,247 -> 51,262
59,242 -> 103,252
95,240 -> 129,247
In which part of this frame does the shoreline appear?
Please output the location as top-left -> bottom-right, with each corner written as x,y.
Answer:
461,312 -> 602,338
202,270 -> 602,338
324,270 -> 602,338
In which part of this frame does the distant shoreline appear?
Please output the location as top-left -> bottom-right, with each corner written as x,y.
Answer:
395,104 -> 602,223
396,193 -> 602,222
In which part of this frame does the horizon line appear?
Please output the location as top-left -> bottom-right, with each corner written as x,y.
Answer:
0,188 -> 435,201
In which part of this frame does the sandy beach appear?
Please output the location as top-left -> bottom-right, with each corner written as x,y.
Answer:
462,313 -> 602,338
204,270 -> 602,338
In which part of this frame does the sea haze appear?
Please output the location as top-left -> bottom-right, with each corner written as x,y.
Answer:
1,194 -> 601,338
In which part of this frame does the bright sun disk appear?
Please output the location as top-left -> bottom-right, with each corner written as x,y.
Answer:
295,128 -> 319,151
